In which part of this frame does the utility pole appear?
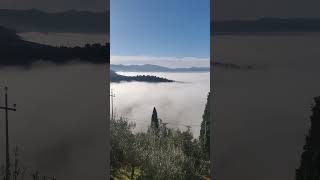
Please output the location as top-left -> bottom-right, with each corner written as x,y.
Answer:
0,87 -> 17,180
110,89 -> 115,120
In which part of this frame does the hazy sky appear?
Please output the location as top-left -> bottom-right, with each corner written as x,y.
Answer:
111,0 -> 210,66
0,0 -> 108,12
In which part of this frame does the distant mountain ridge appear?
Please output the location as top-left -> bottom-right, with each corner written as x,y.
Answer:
0,9 -> 108,33
111,63 -> 254,72
111,64 -> 209,72
213,17 -> 320,35
1,9 -> 319,35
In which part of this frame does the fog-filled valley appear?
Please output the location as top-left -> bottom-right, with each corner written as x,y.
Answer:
111,72 -> 210,137
213,35 -> 320,180
0,32 -> 108,179
0,63 -> 108,180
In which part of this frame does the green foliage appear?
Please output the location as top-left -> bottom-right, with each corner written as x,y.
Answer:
111,117 -> 210,180
110,117 -> 137,173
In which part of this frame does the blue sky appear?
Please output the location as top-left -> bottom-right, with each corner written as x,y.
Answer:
110,0 -> 210,67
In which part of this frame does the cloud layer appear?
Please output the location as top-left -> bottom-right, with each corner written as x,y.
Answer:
111,55 -> 209,68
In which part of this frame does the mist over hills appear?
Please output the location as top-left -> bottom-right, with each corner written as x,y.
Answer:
0,26 -> 109,66
0,9 -> 108,34
111,63 -> 254,72
213,17 -> 320,35
2,9 -> 320,35
111,64 -> 209,72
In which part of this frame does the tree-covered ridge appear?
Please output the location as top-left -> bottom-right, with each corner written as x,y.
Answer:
110,70 -> 174,83
0,26 -> 21,42
110,96 -> 211,180
0,26 -> 109,66
213,62 -> 254,70
296,97 -> 320,180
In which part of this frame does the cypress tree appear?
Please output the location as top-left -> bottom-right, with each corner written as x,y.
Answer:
296,96 -> 320,180
199,92 -> 211,159
150,107 -> 159,133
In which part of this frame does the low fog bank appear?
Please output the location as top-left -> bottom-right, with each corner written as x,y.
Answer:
111,72 -> 210,137
0,63 -> 108,179
213,35 -> 320,180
